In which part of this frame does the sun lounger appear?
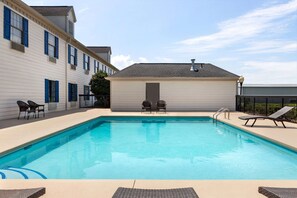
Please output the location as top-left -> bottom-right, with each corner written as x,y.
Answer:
0,187 -> 45,198
259,186 -> 297,198
239,106 -> 294,128
112,187 -> 199,198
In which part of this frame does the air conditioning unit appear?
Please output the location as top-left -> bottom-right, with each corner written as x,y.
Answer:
84,70 -> 89,75
49,56 -> 56,63
70,64 -> 76,70
11,41 -> 25,53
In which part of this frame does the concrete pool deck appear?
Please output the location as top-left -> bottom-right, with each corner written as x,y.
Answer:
0,109 -> 296,197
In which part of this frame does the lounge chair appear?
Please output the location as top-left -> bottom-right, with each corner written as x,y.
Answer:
142,100 -> 152,113
28,100 -> 45,118
0,187 -> 45,198
157,100 -> 167,113
17,101 -> 35,120
112,187 -> 199,198
239,106 -> 294,128
259,186 -> 297,198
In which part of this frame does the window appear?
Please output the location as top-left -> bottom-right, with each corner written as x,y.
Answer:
4,7 -> 28,47
68,45 -> 77,66
68,21 -> 74,36
68,83 -> 77,102
94,60 -> 100,73
83,54 -> 90,70
45,79 -> 59,103
84,85 -> 90,100
44,31 -> 59,58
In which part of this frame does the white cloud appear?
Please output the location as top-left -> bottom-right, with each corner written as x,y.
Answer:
78,7 -> 89,14
242,61 -> 297,83
111,55 -> 149,70
176,0 -> 297,53
239,40 -> 297,53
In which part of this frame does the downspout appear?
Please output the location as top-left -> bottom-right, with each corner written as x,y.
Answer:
65,38 -> 70,111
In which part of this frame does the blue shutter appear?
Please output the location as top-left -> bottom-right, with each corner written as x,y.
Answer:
3,7 -> 11,40
68,83 -> 72,102
55,37 -> 59,59
74,84 -> 78,101
23,18 -> 28,47
45,79 -> 49,103
94,60 -> 96,73
44,31 -> 48,55
74,48 -> 77,66
68,45 -> 71,64
55,81 -> 59,102
88,56 -> 90,70
83,54 -> 85,69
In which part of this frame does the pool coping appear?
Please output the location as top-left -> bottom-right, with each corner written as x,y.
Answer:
0,111 -> 297,157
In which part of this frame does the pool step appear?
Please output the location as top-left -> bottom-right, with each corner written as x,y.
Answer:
0,167 -> 47,179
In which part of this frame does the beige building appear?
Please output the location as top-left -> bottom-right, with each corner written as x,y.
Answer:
107,62 -> 239,111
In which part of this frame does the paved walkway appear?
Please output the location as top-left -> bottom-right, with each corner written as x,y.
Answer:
0,109 -> 296,198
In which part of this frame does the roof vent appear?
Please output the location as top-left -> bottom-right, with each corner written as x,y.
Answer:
190,59 -> 203,72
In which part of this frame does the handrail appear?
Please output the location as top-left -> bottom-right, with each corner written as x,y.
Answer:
213,108 -> 230,123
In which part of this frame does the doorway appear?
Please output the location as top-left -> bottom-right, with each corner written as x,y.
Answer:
146,83 -> 160,110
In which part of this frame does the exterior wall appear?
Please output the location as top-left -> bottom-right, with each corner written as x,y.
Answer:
242,86 -> 297,96
96,52 -> 110,63
0,2 -> 117,120
110,80 -> 237,111
0,2 -> 66,120
44,16 -> 66,32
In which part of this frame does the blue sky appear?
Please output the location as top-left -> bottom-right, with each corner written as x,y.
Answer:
24,0 -> 297,84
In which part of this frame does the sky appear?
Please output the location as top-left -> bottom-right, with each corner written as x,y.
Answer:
24,0 -> 297,84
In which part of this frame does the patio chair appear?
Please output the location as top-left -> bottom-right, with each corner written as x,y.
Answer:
239,106 -> 294,128
28,100 -> 45,118
112,187 -> 199,198
0,187 -> 45,198
157,100 -> 167,113
258,186 -> 297,198
17,101 -> 35,120
142,100 -> 152,113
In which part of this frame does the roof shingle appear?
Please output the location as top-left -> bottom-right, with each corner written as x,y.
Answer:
109,63 -> 239,78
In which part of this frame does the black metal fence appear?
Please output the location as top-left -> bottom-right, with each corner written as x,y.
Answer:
79,95 -> 110,108
236,95 -> 297,122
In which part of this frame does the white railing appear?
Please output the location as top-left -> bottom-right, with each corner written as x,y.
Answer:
213,108 -> 230,123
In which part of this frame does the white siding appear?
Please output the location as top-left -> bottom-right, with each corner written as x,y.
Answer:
111,81 -> 145,111
0,3 -> 66,120
110,80 -> 237,111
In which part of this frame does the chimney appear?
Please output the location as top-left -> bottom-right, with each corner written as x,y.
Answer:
190,59 -> 195,71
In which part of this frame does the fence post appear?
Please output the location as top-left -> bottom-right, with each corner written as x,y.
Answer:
265,98 -> 268,116
253,97 -> 256,115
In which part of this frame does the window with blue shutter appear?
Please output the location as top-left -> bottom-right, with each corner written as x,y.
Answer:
83,54 -> 90,71
88,56 -> 90,70
83,54 -> 86,70
4,7 -> 29,47
94,60 -> 96,73
45,79 -> 49,103
68,83 -> 78,102
68,45 -> 77,65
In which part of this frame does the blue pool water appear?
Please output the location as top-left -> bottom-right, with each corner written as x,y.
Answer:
1,116 -> 297,179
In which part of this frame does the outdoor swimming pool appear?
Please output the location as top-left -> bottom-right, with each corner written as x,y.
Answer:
0,116 -> 297,179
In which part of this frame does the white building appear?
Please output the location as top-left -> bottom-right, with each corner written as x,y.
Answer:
0,0 -> 119,120
107,62 -> 239,111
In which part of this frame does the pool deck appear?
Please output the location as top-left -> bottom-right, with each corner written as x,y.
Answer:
0,109 -> 296,198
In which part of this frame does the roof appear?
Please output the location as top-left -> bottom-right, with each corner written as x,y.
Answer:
87,46 -> 112,54
31,6 -> 77,22
109,63 -> 239,79
243,84 -> 297,87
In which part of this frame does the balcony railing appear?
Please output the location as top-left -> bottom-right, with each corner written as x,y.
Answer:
236,95 -> 297,122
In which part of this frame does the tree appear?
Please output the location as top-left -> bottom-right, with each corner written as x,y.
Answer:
89,71 -> 110,95
89,71 -> 110,107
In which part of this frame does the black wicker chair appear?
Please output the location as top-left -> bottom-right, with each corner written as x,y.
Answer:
142,100 -> 152,113
17,101 -> 35,120
157,100 -> 167,113
28,100 -> 45,118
